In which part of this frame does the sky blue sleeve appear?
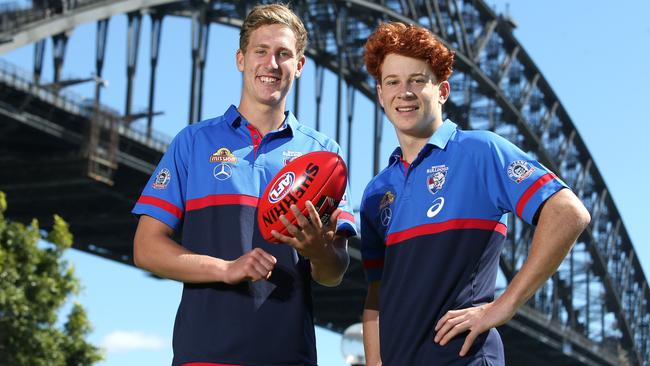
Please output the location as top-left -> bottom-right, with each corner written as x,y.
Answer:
326,142 -> 358,237
480,132 -> 567,225
131,128 -> 190,230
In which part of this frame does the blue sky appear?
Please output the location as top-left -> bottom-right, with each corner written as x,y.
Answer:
2,1 -> 650,365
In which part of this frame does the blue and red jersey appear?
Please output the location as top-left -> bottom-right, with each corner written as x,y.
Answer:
360,120 -> 566,365
132,105 -> 356,366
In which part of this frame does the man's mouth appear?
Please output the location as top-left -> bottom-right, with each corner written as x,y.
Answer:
258,75 -> 280,84
396,106 -> 419,112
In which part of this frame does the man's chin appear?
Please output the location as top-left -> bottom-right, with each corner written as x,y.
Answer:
256,93 -> 284,107
257,96 -> 282,107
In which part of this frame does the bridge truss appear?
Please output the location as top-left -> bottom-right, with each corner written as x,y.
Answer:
0,1 -> 648,365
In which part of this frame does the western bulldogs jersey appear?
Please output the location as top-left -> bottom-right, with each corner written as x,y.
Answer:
133,105 -> 356,366
360,120 -> 566,365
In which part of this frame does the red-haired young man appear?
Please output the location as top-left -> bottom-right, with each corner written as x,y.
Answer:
360,22 -> 590,366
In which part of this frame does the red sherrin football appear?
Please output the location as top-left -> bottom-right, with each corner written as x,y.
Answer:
258,151 -> 348,243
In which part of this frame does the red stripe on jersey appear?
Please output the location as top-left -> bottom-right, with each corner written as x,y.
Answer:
186,194 -> 259,211
363,258 -> 385,269
338,211 -> 356,223
386,219 -> 507,246
183,363 -> 241,366
516,173 -> 556,218
137,196 -> 183,219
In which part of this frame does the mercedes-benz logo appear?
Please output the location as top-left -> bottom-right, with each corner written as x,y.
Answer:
213,163 -> 232,181
380,207 -> 392,227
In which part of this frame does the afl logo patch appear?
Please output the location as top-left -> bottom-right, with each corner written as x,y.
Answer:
152,168 -> 171,189
426,165 -> 448,195
268,172 -> 295,203
507,160 -> 535,183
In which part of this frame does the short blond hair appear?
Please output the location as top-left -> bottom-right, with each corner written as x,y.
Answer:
239,3 -> 308,58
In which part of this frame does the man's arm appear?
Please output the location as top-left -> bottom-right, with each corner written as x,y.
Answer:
433,188 -> 590,356
363,281 -> 382,366
272,201 -> 349,286
134,215 -> 277,284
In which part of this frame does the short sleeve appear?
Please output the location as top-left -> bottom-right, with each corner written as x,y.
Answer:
479,132 -> 567,225
359,189 -> 386,283
131,128 -> 191,230
327,143 -> 358,237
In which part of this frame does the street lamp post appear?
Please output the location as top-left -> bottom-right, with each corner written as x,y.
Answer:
341,322 -> 365,366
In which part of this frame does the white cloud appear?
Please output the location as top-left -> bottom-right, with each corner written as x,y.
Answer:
101,330 -> 169,353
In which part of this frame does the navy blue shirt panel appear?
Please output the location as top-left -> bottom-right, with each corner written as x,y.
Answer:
133,105 -> 357,366
360,120 -> 567,365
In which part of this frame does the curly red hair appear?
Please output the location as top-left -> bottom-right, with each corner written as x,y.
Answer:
364,22 -> 454,82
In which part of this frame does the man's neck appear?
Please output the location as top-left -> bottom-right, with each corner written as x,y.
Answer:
397,118 -> 444,163
397,135 -> 430,164
237,100 -> 287,136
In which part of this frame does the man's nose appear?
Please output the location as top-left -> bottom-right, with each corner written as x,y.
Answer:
265,54 -> 279,69
398,88 -> 416,99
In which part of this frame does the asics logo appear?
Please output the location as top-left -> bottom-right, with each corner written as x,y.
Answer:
426,197 -> 445,218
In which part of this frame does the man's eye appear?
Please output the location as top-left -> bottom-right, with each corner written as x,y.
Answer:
385,80 -> 398,86
413,78 -> 426,84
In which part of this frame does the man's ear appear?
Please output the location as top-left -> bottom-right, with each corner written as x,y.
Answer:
376,83 -> 385,109
294,55 -> 306,78
438,81 -> 450,104
236,49 -> 244,72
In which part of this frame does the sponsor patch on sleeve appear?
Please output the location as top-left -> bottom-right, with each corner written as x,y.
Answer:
507,160 -> 535,183
152,168 -> 171,189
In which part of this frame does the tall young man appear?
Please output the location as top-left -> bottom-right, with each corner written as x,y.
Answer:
132,4 -> 356,365
360,22 -> 590,365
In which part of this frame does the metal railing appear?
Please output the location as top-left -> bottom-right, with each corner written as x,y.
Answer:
0,58 -> 171,152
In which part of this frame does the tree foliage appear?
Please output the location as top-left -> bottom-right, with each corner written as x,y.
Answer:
0,191 -> 103,365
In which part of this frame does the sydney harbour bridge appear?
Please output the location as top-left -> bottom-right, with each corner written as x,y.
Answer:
0,1 -> 648,365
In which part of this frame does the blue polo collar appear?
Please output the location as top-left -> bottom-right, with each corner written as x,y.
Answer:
388,119 -> 457,166
224,105 -> 296,135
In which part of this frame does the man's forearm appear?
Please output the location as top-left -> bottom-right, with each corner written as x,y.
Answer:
363,309 -> 381,366
498,189 -> 590,310
134,221 -> 230,283
310,236 -> 349,286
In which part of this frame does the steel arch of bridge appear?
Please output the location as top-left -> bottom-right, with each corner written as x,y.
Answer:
1,1 -> 648,365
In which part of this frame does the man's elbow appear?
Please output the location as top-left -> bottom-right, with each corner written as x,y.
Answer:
564,193 -> 591,234
576,203 -> 591,231
132,235 -> 154,271
132,239 -> 146,269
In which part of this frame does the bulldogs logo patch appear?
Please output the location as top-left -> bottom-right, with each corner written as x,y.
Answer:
282,150 -> 302,165
426,165 -> 448,195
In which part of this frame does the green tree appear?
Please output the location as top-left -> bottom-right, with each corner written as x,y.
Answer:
0,191 -> 103,365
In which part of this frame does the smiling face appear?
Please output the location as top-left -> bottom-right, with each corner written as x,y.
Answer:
236,23 -> 305,110
377,53 -> 450,139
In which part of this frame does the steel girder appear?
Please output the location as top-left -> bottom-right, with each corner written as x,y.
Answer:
0,1 -> 648,365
